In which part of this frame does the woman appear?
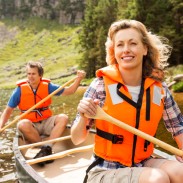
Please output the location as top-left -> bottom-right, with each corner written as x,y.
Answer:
71,20 -> 183,183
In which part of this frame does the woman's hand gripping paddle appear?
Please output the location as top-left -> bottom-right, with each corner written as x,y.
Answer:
85,105 -> 183,157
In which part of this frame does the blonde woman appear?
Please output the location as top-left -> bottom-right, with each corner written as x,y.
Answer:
71,20 -> 183,183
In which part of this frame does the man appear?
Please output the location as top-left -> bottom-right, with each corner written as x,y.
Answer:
0,61 -> 86,166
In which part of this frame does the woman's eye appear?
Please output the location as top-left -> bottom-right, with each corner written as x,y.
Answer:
131,42 -> 137,45
117,43 -> 123,47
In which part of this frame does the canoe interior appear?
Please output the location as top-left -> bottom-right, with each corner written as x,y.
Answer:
14,126 -> 95,183
14,125 -> 176,183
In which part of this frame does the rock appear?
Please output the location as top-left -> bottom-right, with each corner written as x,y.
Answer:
167,81 -> 176,88
173,74 -> 183,81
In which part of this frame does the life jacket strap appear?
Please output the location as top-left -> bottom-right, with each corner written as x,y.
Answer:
21,107 -> 49,117
83,155 -> 104,183
146,87 -> 151,121
96,128 -> 123,144
117,83 -> 137,108
144,140 -> 151,151
117,80 -> 151,121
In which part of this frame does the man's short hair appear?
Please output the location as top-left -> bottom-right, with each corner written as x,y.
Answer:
26,61 -> 44,77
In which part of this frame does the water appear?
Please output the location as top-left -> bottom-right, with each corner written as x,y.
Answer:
0,87 -> 85,182
0,129 -> 17,183
0,88 -> 182,182
0,89 -> 19,182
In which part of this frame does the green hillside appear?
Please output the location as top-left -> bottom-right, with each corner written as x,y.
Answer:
0,17 -> 83,89
0,17 -> 182,92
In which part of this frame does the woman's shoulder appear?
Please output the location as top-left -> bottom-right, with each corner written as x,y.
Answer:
85,77 -> 105,96
90,77 -> 104,89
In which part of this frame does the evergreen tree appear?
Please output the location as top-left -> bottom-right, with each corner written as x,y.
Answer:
79,0 -> 118,78
167,0 -> 183,65
117,0 -> 183,66
78,0 -> 98,78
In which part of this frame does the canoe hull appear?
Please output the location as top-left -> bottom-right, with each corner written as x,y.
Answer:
13,125 -> 95,183
13,135 -> 48,183
13,125 -> 175,183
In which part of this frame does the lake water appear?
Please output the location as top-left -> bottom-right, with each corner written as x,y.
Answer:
0,87 -> 85,182
0,87 -> 182,182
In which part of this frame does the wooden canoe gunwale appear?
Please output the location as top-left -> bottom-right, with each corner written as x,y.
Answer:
13,134 -> 48,183
13,124 -> 175,183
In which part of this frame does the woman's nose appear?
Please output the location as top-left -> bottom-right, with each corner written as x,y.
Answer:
122,44 -> 130,53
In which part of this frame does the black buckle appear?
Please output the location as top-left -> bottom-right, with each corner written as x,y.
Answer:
144,140 -> 151,152
112,135 -> 123,144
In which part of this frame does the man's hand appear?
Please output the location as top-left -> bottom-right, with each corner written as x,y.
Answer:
76,70 -> 86,80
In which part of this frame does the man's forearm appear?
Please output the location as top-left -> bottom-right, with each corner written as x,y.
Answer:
0,106 -> 14,128
62,77 -> 83,95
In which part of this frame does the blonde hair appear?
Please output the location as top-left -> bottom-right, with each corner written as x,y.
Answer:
105,19 -> 172,81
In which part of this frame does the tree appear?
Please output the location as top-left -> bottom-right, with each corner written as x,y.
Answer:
117,0 -> 183,66
78,0 -> 98,77
167,0 -> 183,65
79,0 -> 118,78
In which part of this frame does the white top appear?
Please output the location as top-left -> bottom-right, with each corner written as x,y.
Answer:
125,85 -> 141,103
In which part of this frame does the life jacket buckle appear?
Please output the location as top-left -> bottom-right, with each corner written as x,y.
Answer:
144,140 -> 151,151
112,135 -> 123,144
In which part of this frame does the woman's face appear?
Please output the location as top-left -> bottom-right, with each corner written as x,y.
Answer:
114,28 -> 147,72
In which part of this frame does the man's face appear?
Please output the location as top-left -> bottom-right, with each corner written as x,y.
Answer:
26,66 -> 41,86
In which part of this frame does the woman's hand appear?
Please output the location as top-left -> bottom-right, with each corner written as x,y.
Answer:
77,98 -> 99,118
174,134 -> 183,163
176,150 -> 183,163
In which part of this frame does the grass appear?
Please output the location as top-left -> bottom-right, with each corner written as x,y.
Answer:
0,17 -> 82,89
0,17 -> 182,90
166,65 -> 183,78
166,65 -> 183,92
172,81 -> 183,92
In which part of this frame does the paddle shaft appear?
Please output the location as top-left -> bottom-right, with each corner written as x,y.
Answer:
26,144 -> 94,165
87,106 -> 183,157
19,135 -> 71,150
0,77 -> 77,133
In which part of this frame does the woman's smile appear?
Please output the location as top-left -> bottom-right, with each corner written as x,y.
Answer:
121,55 -> 135,61
114,28 -> 147,71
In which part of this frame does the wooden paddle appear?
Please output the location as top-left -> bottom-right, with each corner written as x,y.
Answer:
0,77 -> 77,134
26,144 -> 94,165
19,135 -> 71,150
85,106 -> 183,157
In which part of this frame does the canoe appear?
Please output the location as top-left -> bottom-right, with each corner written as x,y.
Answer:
13,125 -> 175,183
13,125 -> 95,183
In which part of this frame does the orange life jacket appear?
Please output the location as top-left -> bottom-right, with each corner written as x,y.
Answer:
17,78 -> 52,122
94,64 -> 165,166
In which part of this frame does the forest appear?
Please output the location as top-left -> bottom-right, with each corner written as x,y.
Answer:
79,0 -> 183,77
0,0 -> 182,79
